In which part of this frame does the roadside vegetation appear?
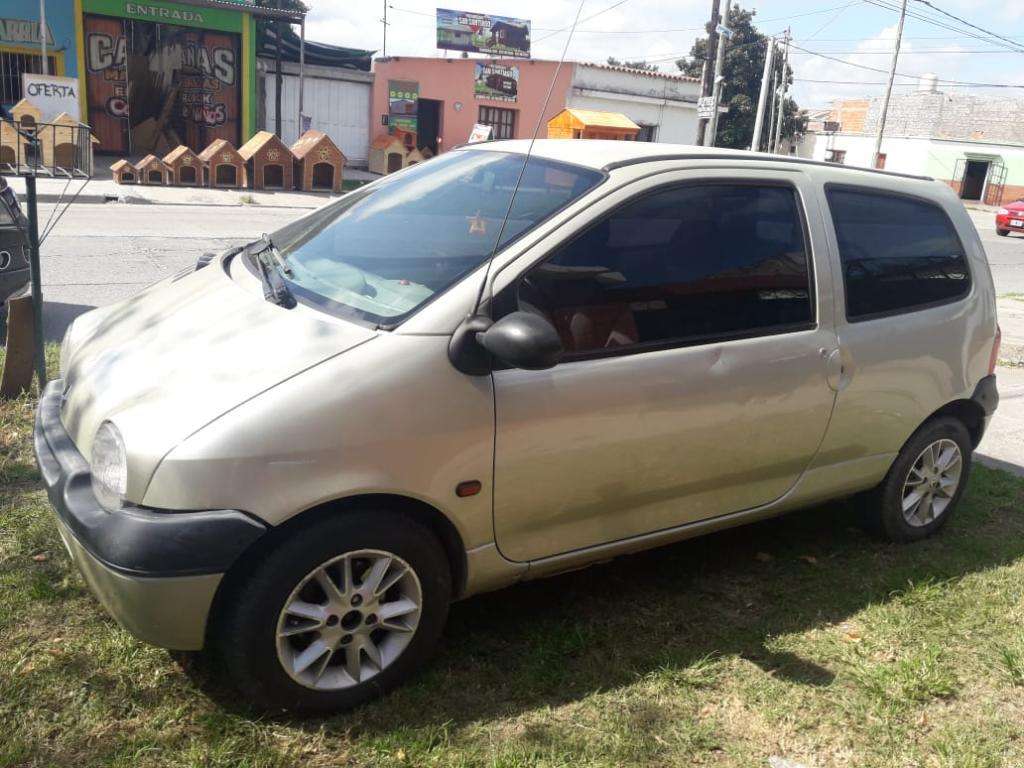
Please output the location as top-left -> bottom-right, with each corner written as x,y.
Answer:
2,347 -> 1024,767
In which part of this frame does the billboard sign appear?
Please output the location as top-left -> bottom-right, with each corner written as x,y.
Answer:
388,79 -> 419,135
437,8 -> 530,58
474,63 -> 518,102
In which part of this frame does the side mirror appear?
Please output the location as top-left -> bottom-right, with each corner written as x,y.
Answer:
478,311 -> 563,370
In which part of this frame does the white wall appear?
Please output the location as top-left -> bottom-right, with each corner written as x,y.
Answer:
262,61 -> 372,167
568,64 -> 700,145
797,132 -> 933,175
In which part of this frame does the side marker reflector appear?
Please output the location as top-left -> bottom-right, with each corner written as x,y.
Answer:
456,480 -> 482,498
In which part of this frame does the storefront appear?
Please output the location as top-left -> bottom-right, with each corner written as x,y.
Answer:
0,0 -> 79,109
80,0 -> 264,155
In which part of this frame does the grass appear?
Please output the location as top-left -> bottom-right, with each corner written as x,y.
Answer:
3,348 -> 1024,767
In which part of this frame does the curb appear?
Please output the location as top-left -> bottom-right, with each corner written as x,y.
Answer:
15,192 -> 323,209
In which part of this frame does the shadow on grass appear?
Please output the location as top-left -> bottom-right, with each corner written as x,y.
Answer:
180,467 -> 1024,731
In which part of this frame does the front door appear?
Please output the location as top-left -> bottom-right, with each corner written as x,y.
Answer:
491,172 -> 839,562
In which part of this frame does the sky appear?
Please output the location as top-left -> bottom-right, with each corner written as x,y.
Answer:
302,0 -> 1024,109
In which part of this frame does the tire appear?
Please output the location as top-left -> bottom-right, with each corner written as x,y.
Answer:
211,510 -> 452,713
997,229 -> 1010,236
860,416 -> 972,543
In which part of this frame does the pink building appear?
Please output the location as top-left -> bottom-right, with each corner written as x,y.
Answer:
371,56 -> 575,156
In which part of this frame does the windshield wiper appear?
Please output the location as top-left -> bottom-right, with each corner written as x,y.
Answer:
246,234 -> 296,309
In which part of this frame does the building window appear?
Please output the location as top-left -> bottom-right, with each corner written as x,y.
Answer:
0,52 -> 57,106
478,106 -> 516,140
875,153 -> 887,169
825,149 -> 846,164
636,124 -> 658,142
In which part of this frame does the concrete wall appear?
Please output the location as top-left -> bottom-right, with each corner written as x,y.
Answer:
798,131 -> 1024,204
567,64 -> 700,145
370,57 -> 573,152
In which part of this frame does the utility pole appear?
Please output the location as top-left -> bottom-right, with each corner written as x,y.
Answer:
695,0 -> 721,146
704,0 -> 731,147
750,36 -> 775,151
874,0 -> 907,167
39,0 -> 48,74
766,65 -> 778,154
382,0 -> 389,57
274,0 -> 283,137
772,28 -> 791,153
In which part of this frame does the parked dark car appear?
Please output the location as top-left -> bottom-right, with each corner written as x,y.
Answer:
0,174 -> 30,308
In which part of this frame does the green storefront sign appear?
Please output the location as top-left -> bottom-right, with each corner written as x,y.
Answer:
82,0 -> 245,33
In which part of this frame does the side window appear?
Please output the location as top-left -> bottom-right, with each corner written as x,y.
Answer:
514,183 -> 814,356
826,187 -> 970,320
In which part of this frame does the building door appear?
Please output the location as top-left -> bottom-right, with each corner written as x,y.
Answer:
960,160 -> 989,200
416,98 -> 442,153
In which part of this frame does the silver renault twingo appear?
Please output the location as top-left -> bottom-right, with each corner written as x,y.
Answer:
36,140 -> 1000,712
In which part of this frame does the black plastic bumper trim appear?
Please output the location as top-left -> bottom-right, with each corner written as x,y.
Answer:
34,380 -> 267,577
971,374 -> 999,417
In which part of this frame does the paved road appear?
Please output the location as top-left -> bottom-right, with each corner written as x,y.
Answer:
968,207 -> 1024,296
33,202 -> 306,341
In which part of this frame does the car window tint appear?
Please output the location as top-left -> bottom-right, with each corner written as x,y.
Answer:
515,183 -> 813,356
826,187 -> 970,320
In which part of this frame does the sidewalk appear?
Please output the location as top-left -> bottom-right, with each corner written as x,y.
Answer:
5,167 -> 379,209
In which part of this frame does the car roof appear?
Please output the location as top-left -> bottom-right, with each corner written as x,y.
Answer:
460,138 -> 933,183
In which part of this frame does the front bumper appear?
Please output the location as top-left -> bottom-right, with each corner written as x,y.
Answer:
33,380 -> 267,650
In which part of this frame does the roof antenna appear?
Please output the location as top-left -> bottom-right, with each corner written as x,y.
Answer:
469,0 -> 587,317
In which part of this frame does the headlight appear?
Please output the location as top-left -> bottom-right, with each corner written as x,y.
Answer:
59,324 -> 73,378
997,208 -> 1009,215
91,422 -> 127,511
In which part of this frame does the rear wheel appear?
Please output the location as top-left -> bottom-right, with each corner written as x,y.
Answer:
212,511 -> 452,712
860,417 -> 972,542
997,229 -> 1010,236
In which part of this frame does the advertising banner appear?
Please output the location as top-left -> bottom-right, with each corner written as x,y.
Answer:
437,8 -> 530,58
473,63 -> 518,102
467,123 -> 492,143
388,79 -> 419,135
22,74 -> 81,121
84,14 -> 240,153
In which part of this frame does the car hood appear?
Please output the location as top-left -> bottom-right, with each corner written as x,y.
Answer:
59,255 -> 377,497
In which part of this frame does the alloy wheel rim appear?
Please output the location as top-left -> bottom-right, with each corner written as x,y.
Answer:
901,438 -> 963,528
275,549 -> 422,690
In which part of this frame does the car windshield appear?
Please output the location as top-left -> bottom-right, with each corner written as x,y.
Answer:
269,150 -> 604,325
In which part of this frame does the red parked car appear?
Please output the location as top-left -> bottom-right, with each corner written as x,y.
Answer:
996,200 -> 1024,236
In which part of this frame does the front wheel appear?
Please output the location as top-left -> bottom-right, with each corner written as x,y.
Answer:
860,417 -> 972,542
211,511 -> 452,712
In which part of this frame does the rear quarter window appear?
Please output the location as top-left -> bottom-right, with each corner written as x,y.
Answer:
826,186 -> 971,320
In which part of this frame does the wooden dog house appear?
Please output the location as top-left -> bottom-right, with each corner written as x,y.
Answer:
1,99 -> 43,167
239,130 -> 294,190
291,130 -> 345,193
198,139 -> 246,188
547,108 -> 640,141
163,145 -> 204,186
111,158 -> 137,184
369,134 -> 408,176
136,154 -> 169,185
405,147 -> 427,167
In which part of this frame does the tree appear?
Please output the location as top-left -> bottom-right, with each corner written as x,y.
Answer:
607,57 -> 659,72
677,5 -> 806,149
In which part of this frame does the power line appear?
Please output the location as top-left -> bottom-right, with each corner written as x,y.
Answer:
911,0 -> 1024,55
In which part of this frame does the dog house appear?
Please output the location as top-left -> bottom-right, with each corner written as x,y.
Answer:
239,131 -> 294,190
136,154 -> 169,185
163,145 -> 205,186
547,109 -> 640,141
111,158 -> 138,184
405,147 -> 427,167
291,130 -> 345,193
369,134 -> 408,176
1,99 -> 43,167
39,112 -> 83,171
198,139 -> 246,188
